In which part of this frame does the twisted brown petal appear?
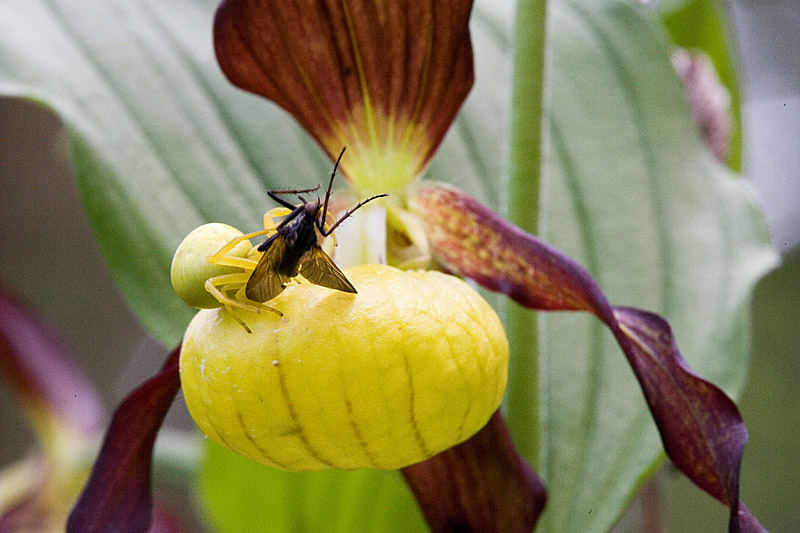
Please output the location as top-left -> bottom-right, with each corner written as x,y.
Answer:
214,0 -> 474,193
410,182 -> 764,532
67,347 -> 181,533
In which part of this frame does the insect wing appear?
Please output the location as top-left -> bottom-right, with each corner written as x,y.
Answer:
299,246 -> 357,293
245,236 -> 290,302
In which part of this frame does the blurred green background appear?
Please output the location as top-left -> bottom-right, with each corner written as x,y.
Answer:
0,0 -> 797,531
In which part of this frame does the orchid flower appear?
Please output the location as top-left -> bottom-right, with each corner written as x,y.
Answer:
196,3 -> 766,530
0,0 -> 777,532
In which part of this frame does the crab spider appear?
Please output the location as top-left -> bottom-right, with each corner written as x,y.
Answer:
202,206 -> 341,332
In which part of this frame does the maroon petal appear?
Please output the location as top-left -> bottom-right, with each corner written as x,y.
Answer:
214,0 -> 474,193
0,285 -> 104,439
410,183 -> 763,532
611,308 -> 745,503
402,411 -> 546,532
736,502 -> 767,533
67,346 -> 181,533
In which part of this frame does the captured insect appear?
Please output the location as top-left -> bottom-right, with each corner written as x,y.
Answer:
245,147 -> 387,303
171,147 -> 386,332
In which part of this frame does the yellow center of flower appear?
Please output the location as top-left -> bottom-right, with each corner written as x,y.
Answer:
323,106 -> 431,195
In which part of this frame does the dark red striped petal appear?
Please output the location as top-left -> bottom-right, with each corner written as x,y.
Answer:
410,182 -> 764,532
402,411 -> 546,532
67,347 -> 181,533
213,0 -> 474,193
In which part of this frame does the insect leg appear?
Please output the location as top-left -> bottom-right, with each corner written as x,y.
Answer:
270,186 -> 322,195
268,186 -> 321,209
321,210 -> 339,248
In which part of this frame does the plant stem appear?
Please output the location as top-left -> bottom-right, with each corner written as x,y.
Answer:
505,0 -> 549,464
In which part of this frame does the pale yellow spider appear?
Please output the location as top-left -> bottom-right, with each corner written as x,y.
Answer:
202,206 -> 338,332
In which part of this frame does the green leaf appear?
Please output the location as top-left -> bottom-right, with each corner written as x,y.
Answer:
199,440 -> 424,533
0,0 -> 775,532
505,1 -> 776,531
0,0 -> 328,343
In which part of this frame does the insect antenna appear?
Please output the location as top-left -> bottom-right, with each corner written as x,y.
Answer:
320,192 -> 388,236
320,147 -> 347,229
317,146 -> 388,236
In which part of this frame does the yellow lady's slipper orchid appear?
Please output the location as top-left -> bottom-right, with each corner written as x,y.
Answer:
179,263 -> 507,471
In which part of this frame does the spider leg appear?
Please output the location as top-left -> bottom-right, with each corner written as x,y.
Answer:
204,277 -> 253,333
211,208 -> 294,269
223,306 -> 252,334
263,207 -> 292,230
267,205 -> 305,237
232,284 -> 283,315
205,274 -> 261,312
205,274 -> 282,333
206,271 -> 282,317
208,229 -> 271,269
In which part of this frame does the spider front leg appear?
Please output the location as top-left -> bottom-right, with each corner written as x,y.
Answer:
205,272 -> 282,334
207,207 -> 291,270
204,273 -> 262,313
263,207 -> 293,232
203,207 -> 293,328
203,273 -> 256,334
205,272 -> 282,331
207,229 -> 267,270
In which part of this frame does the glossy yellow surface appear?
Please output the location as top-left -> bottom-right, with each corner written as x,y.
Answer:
180,264 -> 508,471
